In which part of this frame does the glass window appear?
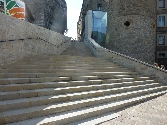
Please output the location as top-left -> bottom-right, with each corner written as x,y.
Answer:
159,53 -> 166,57
159,16 -> 165,26
92,11 -> 107,47
97,4 -> 102,11
158,36 -> 165,45
159,0 -> 165,8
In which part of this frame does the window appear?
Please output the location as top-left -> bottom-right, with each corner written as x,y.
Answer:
157,51 -> 167,58
159,0 -> 165,8
159,53 -> 165,57
0,1 -> 3,6
159,16 -> 165,26
157,14 -> 167,27
157,34 -> 167,46
97,4 -> 102,11
157,0 -> 167,9
158,36 -> 165,45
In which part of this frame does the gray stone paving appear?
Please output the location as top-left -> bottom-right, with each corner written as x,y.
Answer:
100,93 -> 167,125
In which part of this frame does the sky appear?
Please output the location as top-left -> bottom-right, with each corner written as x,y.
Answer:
65,0 -> 83,39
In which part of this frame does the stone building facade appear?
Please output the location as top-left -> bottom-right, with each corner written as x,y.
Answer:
22,0 -> 67,34
156,0 -> 167,68
78,0 -> 156,65
107,0 -> 156,64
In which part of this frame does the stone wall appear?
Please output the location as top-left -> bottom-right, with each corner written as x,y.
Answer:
86,0 -> 109,11
0,13 -> 71,65
106,0 -> 156,64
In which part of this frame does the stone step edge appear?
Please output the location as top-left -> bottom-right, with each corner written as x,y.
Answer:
1,87 -> 164,112
0,83 -> 163,112
0,82 -> 160,96
0,78 -> 156,92
0,82 -> 161,101
0,65 -> 126,69
6,66 -> 120,69
0,71 -> 137,76
7,62 -> 116,65
0,72 -> 139,79
2,63 -> 120,67
68,111 -> 120,125
0,77 -> 71,85
4,90 -> 167,125
0,69 -> 131,74
0,74 -> 152,85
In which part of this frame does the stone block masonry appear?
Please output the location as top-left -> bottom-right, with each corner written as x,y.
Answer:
0,13 -> 71,65
106,0 -> 156,64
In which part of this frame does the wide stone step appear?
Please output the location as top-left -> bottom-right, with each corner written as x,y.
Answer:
68,91 -> 167,125
8,63 -> 115,66
21,57 -> 100,61
20,58 -> 110,63
6,60 -> 116,64
0,71 -> 138,78
15,64 -> 114,67
0,82 -> 161,102
0,77 -> 70,85
13,60 -> 114,64
3,90 -> 167,125
0,78 -> 156,92
0,74 -> 140,83
0,84 -> 165,112
0,80 -> 102,92
0,73 -> 154,86
4,64 -> 124,70
71,74 -> 147,81
68,111 -> 120,125
0,83 -> 159,111
0,67 -> 132,73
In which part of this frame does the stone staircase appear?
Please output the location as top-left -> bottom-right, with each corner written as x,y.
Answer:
0,42 -> 167,125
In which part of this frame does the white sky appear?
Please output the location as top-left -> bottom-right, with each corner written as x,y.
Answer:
65,0 -> 83,39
